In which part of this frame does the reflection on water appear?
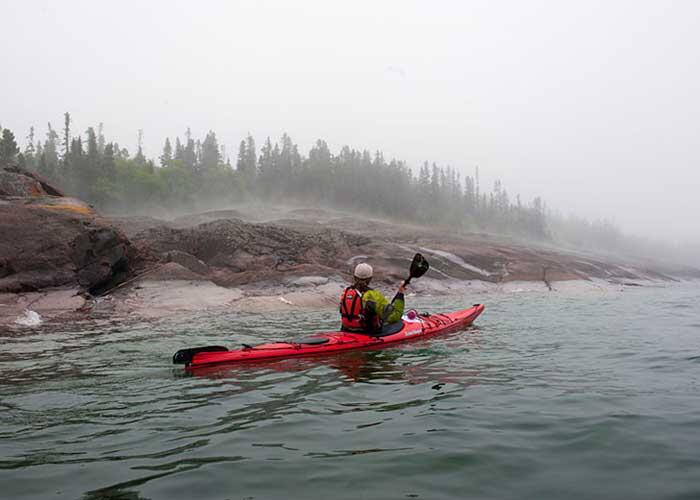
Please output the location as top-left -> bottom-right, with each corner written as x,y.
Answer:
2,286 -> 700,500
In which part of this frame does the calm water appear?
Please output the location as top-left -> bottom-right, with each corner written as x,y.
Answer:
1,283 -> 700,500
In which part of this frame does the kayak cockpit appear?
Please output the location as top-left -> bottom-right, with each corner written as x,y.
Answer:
288,336 -> 331,345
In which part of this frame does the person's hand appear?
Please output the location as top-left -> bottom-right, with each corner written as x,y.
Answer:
398,281 -> 406,294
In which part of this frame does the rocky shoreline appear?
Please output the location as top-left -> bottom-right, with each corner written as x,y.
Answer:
2,165 -> 698,329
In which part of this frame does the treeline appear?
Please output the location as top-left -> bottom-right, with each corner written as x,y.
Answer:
2,114 -> 551,238
548,213 -> 625,253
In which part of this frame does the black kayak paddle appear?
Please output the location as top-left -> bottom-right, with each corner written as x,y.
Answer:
404,253 -> 430,286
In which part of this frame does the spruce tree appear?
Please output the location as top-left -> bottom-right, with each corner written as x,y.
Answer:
418,161 -> 430,188
236,139 -> 247,172
160,138 -> 172,167
102,143 -> 116,179
24,126 -> 36,169
245,134 -> 257,173
85,127 -> 100,192
200,131 -> 220,170
67,136 -> 87,197
464,176 -> 475,212
97,123 -> 105,154
62,112 -> 71,163
135,129 -> 145,165
86,127 -> 99,160
42,123 -> 60,179
174,137 -> 184,160
183,128 -> 196,171
0,128 -> 19,167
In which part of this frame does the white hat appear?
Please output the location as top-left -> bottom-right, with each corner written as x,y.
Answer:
353,263 -> 373,279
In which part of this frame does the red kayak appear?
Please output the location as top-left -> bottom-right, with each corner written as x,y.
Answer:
173,304 -> 485,370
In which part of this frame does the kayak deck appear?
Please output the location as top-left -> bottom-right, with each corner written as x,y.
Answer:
174,304 -> 485,369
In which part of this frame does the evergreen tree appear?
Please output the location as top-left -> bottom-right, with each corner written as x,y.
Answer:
475,165 -> 480,211
68,136 -> 87,196
62,112 -> 71,163
174,137 -> 184,160
0,128 -> 19,167
37,151 -> 48,177
183,128 -> 196,171
272,143 -> 280,167
533,196 -> 546,237
257,137 -> 279,197
493,180 -> 502,213
464,175 -> 475,212
277,133 -> 295,183
309,139 -> 331,165
418,161 -> 430,188
93,141 -> 117,206
245,134 -> 257,173
42,122 -> 60,179
112,142 -> 127,159
306,139 -> 332,199
160,138 -> 173,167
236,139 -> 246,172
85,127 -> 100,194
102,143 -> 116,179
134,129 -> 145,165
200,131 -> 220,170
24,126 -> 36,169
258,137 -> 273,172
430,163 -> 439,198
86,127 -> 99,160
97,123 -> 105,154
195,139 -> 202,168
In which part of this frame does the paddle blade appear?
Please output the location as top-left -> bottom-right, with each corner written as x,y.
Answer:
173,345 -> 228,365
405,253 -> 429,284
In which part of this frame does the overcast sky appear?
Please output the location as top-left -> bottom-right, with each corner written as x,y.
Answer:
2,0 -> 698,243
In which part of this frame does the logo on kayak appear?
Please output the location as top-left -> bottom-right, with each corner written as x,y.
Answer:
404,329 -> 421,337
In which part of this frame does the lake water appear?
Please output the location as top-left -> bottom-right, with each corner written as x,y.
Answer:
2,282 -> 700,500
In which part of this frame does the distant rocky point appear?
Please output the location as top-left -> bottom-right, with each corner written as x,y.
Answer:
111,204 -> 692,288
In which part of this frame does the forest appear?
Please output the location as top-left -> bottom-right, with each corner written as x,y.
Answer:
1,113 -> 630,251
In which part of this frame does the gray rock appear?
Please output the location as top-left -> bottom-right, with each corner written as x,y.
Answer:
0,166 -> 65,197
166,250 -> 209,275
0,168 -> 137,294
289,276 -> 330,287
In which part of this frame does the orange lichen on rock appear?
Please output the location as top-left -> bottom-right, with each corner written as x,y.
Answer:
30,204 -> 93,215
29,183 -> 45,196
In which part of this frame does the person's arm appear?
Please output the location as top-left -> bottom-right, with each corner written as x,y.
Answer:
384,283 -> 406,323
364,290 -> 388,316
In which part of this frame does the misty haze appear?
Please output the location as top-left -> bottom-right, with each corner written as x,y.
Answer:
1,2 -> 700,500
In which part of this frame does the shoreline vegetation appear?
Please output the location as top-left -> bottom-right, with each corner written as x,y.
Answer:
1,115 -> 624,247
1,117 -> 699,328
3,115 -> 697,264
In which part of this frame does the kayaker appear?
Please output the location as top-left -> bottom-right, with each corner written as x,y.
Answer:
340,263 -> 406,335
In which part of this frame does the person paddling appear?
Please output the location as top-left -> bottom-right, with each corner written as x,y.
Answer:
340,263 -> 405,335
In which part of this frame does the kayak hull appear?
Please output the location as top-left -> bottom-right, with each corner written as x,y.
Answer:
176,304 -> 485,370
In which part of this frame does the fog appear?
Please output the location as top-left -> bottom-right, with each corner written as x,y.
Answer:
2,0 -> 699,244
